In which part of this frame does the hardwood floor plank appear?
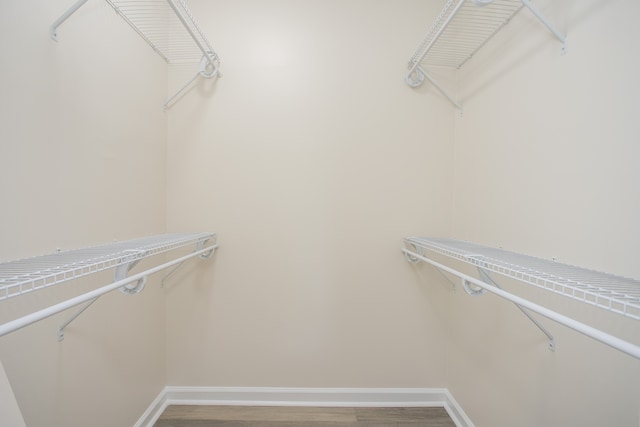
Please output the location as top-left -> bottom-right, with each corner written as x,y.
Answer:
154,405 -> 456,426
355,407 -> 455,425
155,422 -> 357,427
157,405 -> 357,422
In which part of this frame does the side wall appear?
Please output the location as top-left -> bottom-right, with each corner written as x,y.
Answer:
449,0 -> 640,426
164,0 -> 454,389
0,1 -> 168,426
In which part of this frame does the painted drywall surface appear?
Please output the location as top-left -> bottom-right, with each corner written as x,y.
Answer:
0,359 -> 25,427
0,1 -> 168,426
449,0 -> 640,426
164,0 -> 454,388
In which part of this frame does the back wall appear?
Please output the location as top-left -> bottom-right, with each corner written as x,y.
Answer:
164,0 -> 455,388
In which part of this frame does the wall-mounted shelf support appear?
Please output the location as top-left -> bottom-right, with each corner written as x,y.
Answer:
116,250 -> 149,295
406,66 -> 464,113
160,236 -> 214,286
406,0 -> 567,111
402,237 -> 640,360
51,0 -> 221,110
0,233 -> 217,340
471,262 -> 555,351
50,0 -> 89,41
521,0 -> 567,55
56,249 -> 151,341
57,297 -> 99,341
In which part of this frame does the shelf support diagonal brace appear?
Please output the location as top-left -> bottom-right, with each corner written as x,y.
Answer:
57,297 -> 99,341
161,237 -> 216,286
424,68 -> 463,113
163,55 -> 221,111
57,250 -> 149,341
50,0 -> 89,41
404,243 -> 457,290
468,262 -> 555,351
520,0 -> 568,55
405,65 -> 463,113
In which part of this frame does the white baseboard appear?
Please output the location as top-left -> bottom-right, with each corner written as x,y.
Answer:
134,390 -> 167,427
135,386 -> 474,427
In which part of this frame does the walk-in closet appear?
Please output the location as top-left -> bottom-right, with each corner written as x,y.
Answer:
1,0 -> 638,426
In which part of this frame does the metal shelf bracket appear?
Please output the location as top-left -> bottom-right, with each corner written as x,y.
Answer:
116,250 -> 149,295
196,236 -> 216,259
57,297 -> 99,341
50,0 -> 89,41
163,55 -> 221,111
57,249 -> 148,341
466,258 -> 555,351
403,242 -> 423,264
160,237 -> 217,286
521,0 -> 568,55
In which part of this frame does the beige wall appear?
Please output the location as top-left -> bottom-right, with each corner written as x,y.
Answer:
0,360 -> 25,427
449,0 -> 640,426
164,0 -> 454,388
0,0 -> 168,426
2,0 -> 638,426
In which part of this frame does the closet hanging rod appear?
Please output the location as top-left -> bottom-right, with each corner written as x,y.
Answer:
401,246 -> 640,360
0,242 -> 217,339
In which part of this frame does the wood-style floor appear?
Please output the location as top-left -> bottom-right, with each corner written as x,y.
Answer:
154,405 -> 456,426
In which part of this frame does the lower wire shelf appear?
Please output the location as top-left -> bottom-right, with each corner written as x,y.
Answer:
402,237 -> 640,360
0,233 -> 217,339
0,233 -> 215,300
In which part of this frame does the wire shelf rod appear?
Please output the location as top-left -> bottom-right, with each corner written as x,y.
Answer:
0,242 -> 218,339
0,233 -> 214,301
401,246 -> 640,360
405,237 -> 640,320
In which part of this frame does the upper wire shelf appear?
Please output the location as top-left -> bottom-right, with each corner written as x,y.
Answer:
409,0 -> 525,71
405,0 -> 567,110
0,233 -> 214,301
104,0 -> 219,67
51,0 -> 220,109
405,237 -> 640,320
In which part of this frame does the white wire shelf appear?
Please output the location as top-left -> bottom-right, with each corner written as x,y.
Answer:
405,0 -> 567,109
0,232 -> 214,301
409,0 -> 524,71
402,237 -> 640,359
104,0 -> 218,66
405,237 -> 640,320
51,0 -> 220,109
